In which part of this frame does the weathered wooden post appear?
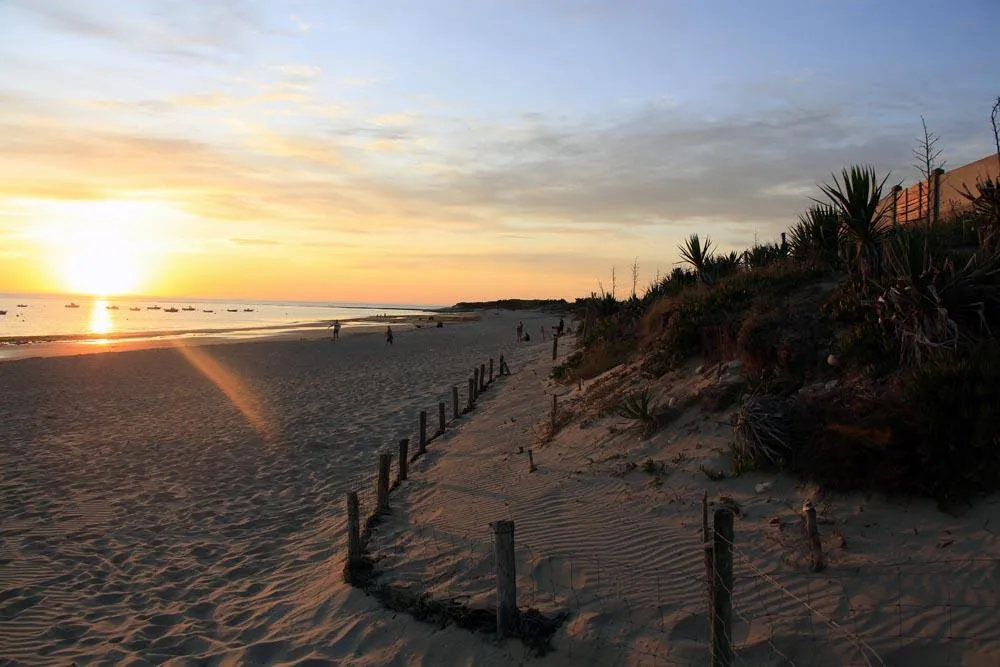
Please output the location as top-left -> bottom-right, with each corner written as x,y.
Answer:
550,394 -> 557,434
528,449 -> 536,473
499,354 -> 505,376
892,184 -> 901,227
438,402 -> 446,435
711,508 -> 734,667
480,363 -> 487,391
344,492 -> 361,582
802,500 -> 825,572
918,180 -> 924,222
377,452 -> 391,514
933,167 -> 945,225
452,385 -> 460,420
468,378 -> 475,411
489,358 -> 494,383
473,368 -> 480,401
552,335 -> 558,360
419,411 -> 428,454
398,438 -> 409,482
493,520 -> 517,638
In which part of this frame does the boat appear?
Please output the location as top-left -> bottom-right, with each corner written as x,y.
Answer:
0,310 -> 6,316
16,304 -> 27,308
164,307 -> 179,313
243,308 -> 254,312
106,305 -> 119,310
147,305 -> 161,310
202,309 -> 215,313
182,306 -> 196,311
227,309 -> 238,312
129,307 -> 141,312
65,302 -> 80,308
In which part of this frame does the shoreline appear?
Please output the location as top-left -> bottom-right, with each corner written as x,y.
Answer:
0,312 -> 481,363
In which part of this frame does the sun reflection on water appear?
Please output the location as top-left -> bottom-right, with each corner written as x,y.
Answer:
89,300 -> 114,338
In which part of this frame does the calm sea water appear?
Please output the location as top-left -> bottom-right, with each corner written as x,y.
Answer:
0,293 -> 437,341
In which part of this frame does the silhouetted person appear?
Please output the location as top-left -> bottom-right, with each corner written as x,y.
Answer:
516,320 -> 524,342
386,326 -> 394,346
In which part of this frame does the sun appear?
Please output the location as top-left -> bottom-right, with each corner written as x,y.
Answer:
46,201 -> 160,296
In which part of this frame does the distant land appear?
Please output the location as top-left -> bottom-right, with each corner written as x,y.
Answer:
440,298 -> 570,312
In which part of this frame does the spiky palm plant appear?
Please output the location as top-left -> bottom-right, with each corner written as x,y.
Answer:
817,166 -> 892,281
789,204 -> 842,265
617,389 -> 659,437
708,250 -> 742,279
732,393 -> 795,471
877,230 -> 1000,366
677,234 -> 715,285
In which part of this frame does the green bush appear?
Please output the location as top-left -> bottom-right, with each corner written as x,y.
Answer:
731,393 -> 796,473
617,388 -> 659,436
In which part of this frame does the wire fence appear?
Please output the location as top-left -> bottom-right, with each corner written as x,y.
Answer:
338,351 -> 1000,666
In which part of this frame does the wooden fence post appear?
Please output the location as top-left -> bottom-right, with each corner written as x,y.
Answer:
452,385 -> 460,420
480,363 -> 486,391
528,449 -> 536,473
489,358 -> 494,383
918,180 -> 924,222
933,167 -> 945,225
711,509 -> 734,667
550,394 -> 557,434
473,368 -> 480,401
438,401 -> 446,435
552,336 -> 558,360
892,184 -> 901,226
802,500 -> 825,572
468,378 -> 475,411
398,439 -> 408,482
377,452 -> 391,514
345,492 -> 361,581
493,520 -> 517,638
499,354 -> 505,376
419,411 -> 427,454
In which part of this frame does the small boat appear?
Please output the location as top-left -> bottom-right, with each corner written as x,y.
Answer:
182,306 -> 196,311
0,310 -> 6,316
65,302 -> 80,308
16,304 -> 27,308
243,308 -> 254,312
202,309 -> 215,313
147,305 -> 161,310
129,307 -> 141,312
227,309 -> 238,312
164,307 -> 179,313
106,305 -> 119,310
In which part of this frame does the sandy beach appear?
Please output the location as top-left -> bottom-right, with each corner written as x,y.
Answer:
3,308 -> 999,666
0,309 -> 555,665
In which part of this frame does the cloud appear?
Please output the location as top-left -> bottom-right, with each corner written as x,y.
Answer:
230,237 -> 281,246
269,64 -> 322,80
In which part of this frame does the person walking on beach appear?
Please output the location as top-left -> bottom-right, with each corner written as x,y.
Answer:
385,325 -> 394,346
330,320 -> 341,341
516,320 -> 524,342
556,318 -> 565,336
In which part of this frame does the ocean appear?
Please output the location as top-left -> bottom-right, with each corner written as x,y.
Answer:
0,293 -> 437,343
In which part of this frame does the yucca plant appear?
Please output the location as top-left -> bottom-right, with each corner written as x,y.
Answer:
677,234 -> 715,285
789,204 -> 842,265
743,242 -> 785,271
617,388 -> 659,437
877,231 -> 1000,366
708,250 -> 742,279
958,178 -> 1000,251
732,393 -> 795,472
817,165 -> 893,281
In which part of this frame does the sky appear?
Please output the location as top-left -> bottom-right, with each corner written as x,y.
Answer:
0,0 -> 997,305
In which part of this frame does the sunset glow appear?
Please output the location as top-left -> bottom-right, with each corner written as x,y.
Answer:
0,1 -> 996,304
